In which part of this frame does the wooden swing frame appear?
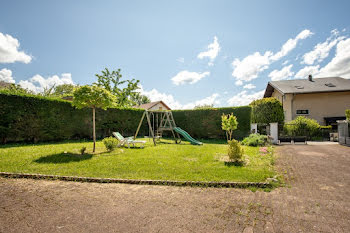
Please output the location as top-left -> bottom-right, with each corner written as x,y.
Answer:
134,110 -> 180,146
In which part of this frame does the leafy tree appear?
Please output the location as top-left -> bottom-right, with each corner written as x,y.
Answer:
73,85 -> 116,152
95,68 -> 142,107
194,104 -> 214,109
221,113 -> 238,141
53,84 -> 75,97
130,92 -> 151,106
250,97 -> 284,124
0,81 -> 33,95
346,109 -> 350,121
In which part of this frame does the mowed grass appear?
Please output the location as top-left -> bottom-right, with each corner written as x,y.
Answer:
0,139 -> 276,182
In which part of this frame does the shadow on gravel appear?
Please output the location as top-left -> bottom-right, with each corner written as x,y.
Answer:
34,153 -> 93,164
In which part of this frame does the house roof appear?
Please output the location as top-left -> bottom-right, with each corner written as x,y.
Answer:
134,101 -> 171,110
264,77 -> 350,97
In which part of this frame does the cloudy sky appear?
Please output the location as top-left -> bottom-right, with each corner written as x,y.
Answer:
1,0 -> 350,109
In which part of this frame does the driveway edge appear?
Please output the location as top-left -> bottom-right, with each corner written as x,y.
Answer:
0,172 -> 271,188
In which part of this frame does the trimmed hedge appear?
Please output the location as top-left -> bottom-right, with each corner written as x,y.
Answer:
0,93 -> 251,143
173,107 -> 251,139
0,93 -> 146,143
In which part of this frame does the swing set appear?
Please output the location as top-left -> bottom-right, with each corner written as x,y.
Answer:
134,110 -> 181,146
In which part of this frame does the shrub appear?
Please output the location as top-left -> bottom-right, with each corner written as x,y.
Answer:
346,109 -> 350,121
227,139 -> 244,164
241,134 -> 268,147
250,97 -> 284,124
102,136 -> 119,151
283,116 -> 320,139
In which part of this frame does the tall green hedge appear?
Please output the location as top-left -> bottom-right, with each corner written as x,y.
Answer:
0,93 -> 146,143
0,93 -> 251,143
173,106 -> 251,139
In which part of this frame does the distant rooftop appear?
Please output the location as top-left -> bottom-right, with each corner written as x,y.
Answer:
264,77 -> 350,97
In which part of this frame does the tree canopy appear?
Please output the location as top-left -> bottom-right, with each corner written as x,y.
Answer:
95,68 -> 150,107
221,113 -> 238,141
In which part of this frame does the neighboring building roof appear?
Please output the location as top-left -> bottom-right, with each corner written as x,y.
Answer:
0,81 -> 12,88
264,77 -> 350,97
134,101 -> 171,110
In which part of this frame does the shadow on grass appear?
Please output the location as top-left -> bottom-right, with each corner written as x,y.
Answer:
34,152 -> 93,164
224,161 -> 244,167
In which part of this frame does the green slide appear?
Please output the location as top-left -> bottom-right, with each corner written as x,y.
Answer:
174,127 -> 203,145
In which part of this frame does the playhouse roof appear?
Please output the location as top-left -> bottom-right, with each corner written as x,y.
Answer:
134,101 -> 171,110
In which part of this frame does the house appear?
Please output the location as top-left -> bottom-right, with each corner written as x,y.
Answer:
134,101 -> 171,111
263,75 -> 350,126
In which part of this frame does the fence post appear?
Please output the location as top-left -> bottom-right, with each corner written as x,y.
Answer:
337,120 -> 349,145
269,122 -> 279,144
251,123 -> 257,134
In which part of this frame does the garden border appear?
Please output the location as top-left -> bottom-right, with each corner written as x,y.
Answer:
0,172 -> 271,188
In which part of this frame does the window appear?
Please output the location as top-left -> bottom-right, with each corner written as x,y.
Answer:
159,107 -> 163,110
296,110 -> 309,115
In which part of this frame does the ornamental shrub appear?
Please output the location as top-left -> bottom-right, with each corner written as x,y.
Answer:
221,113 -> 238,141
227,139 -> 244,164
241,134 -> 268,147
284,116 -> 320,139
346,109 -> 350,121
102,136 -> 119,151
250,97 -> 284,124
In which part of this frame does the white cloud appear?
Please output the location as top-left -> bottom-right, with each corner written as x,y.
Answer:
19,73 -> 74,93
139,85 -> 220,109
0,32 -> 32,64
232,29 -> 312,83
171,70 -> 210,85
243,83 -> 256,89
317,38 -> 350,79
176,57 -> 185,63
232,51 -> 272,82
227,90 -> 265,106
271,29 -> 313,61
197,36 -> 220,65
282,60 -> 289,65
0,68 -> 15,83
295,65 -> 320,79
302,32 -> 344,65
235,80 -> 243,86
268,64 -> 294,81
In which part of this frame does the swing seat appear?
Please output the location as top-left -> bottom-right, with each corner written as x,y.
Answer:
112,132 -> 146,148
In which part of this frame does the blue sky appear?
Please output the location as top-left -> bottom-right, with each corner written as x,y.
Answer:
1,0 -> 350,109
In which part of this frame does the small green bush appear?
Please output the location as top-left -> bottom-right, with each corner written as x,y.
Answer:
227,139 -> 244,164
241,134 -> 268,147
346,109 -> 350,121
102,136 -> 119,151
284,116 -> 321,139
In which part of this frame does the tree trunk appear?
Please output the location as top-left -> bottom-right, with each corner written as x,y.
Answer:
93,107 -> 96,153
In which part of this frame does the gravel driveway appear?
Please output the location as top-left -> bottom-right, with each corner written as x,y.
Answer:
1,144 -> 349,232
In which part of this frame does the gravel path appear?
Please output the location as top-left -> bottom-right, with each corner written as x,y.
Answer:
1,144 -> 349,232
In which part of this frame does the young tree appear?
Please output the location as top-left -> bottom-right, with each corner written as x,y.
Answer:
221,113 -> 238,141
95,68 -> 142,107
346,109 -> 350,121
73,85 -> 116,152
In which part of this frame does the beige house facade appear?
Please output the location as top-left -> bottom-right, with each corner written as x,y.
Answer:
264,76 -> 350,126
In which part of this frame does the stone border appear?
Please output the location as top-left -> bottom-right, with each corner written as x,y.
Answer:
0,172 -> 271,188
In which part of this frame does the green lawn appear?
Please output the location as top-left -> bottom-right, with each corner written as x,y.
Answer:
0,139 -> 276,182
